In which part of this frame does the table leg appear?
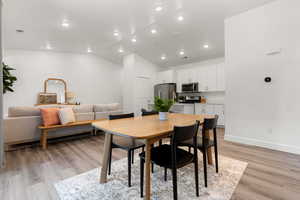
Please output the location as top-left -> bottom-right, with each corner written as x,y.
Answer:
41,130 -> 48,150
205,130 -> 213,165
100,132 -> 112,183
145,140 -> 152,200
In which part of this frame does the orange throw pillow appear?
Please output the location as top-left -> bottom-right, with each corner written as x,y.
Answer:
40,108 -> 60,126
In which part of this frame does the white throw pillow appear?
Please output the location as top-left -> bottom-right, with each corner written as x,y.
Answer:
58,108 -> 76,125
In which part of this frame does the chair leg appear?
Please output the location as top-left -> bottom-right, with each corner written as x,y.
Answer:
214,129 -> 219,173
128,150 -> 132,187
108,146 -> 112,175
194,150 -> 199,197
132,149 -> 134,164
164,167 -> 167,181
172,167 -> 178,200
188,146 -> 191,153
140,158 -> 144,197
159,139 -> 162,146
203,148 -> 208,187
151,162 -> 154,173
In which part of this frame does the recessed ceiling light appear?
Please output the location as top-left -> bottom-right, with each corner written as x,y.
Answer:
161,55 -> 166,60
179,50 -> 185,55
155,6 -> 162,12
177,16 -> 184,21
118,48 -> 124,53
87,48 -> 92,53
61,20 -> 70,28
203,44 -> 209,49
46,44 -> 52,50
131,38 -> 137,43
113,32 -> 119,37
151,29 -> 157,34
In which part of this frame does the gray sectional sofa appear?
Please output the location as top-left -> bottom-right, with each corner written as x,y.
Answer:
4,103 -> 122,145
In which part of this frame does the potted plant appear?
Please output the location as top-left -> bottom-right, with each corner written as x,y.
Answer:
3,62 -> 17,93
154,96 -> 174,120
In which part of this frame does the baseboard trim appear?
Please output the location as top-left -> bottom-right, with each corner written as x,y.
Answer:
225,135 -> 300,155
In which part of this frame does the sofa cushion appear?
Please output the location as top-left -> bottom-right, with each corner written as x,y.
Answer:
40,108 -> 60,126
8,106 -> 41,117
72,104 -> 94,113
58,108 -> 76,125
75,112 -> 94,121
94,103 -> 121,112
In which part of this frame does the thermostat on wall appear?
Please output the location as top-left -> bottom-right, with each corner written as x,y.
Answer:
266,48 -> 282,56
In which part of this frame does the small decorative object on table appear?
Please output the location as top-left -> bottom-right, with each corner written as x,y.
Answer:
154,96 -> 174,120
38,93 -> 57,104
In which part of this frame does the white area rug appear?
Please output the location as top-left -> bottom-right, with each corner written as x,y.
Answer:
54,155 -> 247,200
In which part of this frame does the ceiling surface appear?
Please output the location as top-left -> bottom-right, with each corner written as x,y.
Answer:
3,0 -> 274,67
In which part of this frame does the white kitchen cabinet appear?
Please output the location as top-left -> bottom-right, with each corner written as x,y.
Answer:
195,103 -> 205,114
214,105 -> 225,126
183,104 -> 194,114
157,70 -> 174,84
196,65 -> 217,91
216,63 -> 225,91
176,68 -> 198,92
195,103 -> 225,126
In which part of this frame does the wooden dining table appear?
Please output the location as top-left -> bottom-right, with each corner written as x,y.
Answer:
92,113 -> 215,200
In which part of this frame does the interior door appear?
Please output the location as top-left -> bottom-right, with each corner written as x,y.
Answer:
135,77 -> 153,116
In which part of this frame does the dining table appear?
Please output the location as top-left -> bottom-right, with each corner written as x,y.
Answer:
92,113 -> 215,200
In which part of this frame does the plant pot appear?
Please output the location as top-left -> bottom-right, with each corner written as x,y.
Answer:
159,112 -> 168,120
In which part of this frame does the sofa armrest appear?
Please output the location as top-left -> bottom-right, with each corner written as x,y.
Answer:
4,116 -> 42,143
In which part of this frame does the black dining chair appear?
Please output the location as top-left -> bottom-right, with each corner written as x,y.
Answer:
141,108 -> 158,116
178,115 -> 219,187
108,113 -> 145,187
141,108 -> 165,147
139,121 -> 200,200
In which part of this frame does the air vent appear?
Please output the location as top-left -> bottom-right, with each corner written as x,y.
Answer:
182,56 -> 189,59
16,29 -> 24,33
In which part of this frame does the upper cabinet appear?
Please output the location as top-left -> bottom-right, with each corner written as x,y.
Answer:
157,70 -> 175,84
161,61 -> 225,93
197,65 -> 217,91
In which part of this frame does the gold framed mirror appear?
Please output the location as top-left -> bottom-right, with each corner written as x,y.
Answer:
44,78 -> 67,104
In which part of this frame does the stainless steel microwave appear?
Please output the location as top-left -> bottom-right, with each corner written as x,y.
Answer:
181,83 -> 199,93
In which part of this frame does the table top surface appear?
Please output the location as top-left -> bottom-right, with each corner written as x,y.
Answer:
92,113 -> 215,139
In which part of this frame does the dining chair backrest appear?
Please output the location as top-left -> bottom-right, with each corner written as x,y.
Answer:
202,115 -> 218,131
109,113 -> 134,120
141,109 -> 158,116
172,121 -> 200,145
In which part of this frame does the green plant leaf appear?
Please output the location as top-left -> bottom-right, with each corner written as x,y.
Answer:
154,96 -> 174,112
2,62 -> 17,94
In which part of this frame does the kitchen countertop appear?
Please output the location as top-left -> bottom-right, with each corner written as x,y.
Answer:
149,102 -> 224,106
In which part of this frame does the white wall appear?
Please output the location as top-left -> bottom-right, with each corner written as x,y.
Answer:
0,3 -> 4,167
122,53 -> 160,115
167,57 -> 225,104
3,49 -> 123,114
225,0 -> 300,154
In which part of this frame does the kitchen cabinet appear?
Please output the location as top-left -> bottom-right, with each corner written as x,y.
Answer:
157,70 -> 174,84
196,65 -> 217,91
195,103 -> 225,126
176,68 -> 197,92
171,62 -> 225,93
183,104 -> 194,114
214,105 -> 225,126
170,104 -> 194,114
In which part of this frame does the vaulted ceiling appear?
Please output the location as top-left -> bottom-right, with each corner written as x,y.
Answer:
3,0 -> 274,67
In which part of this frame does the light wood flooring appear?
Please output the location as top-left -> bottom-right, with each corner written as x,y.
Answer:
0,129 -> 300,200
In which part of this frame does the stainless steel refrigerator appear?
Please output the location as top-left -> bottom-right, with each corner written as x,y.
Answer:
154,83 -> 177,100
